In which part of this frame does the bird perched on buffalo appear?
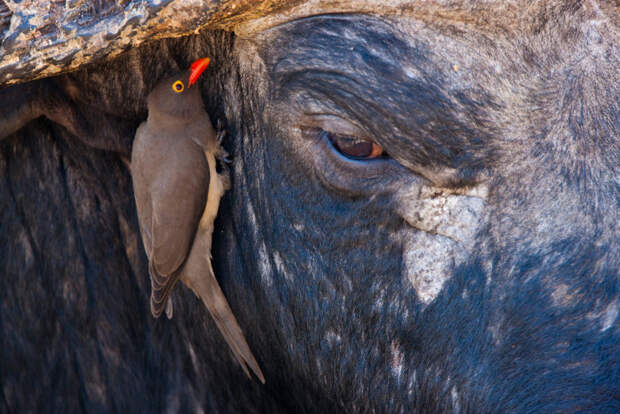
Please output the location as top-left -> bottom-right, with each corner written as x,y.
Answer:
130,58 -> 265,383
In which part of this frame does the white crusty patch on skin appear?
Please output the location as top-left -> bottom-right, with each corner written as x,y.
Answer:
17,230 -> 34,268
245,192 -> 276,286
451,385 -> 461,413
488,319 -> 502,346
187,342 -> 199,374
402,231 -> 463,304
245,198 -> 260,240
551,283 -> 568,302
257,241 -> 273,287
390,340 -> 404,381
325,330 -> 342,348
373,287 -> 386,311
272,250 -> 293,283
600,299 -> 619,332
397,184 -> 486,245
396,184 -> 487,305
550,283 -> 579,307
584,298 -> 619,333
406,369 -> 417,399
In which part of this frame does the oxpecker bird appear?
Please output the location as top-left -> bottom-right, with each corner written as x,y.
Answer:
131,58 -> 265,383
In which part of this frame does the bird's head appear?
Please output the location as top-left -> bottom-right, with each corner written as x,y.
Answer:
146,57 -> 211,122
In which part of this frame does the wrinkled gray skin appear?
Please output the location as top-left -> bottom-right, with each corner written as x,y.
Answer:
1,2 -> 619,413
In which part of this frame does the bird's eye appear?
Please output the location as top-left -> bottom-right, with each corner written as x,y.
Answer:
172,80 -> 184,93
323,131 -> 384,160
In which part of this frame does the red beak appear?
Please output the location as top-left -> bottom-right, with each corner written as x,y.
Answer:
188,57 -> 211,87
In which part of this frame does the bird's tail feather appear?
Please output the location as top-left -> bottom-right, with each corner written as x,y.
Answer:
195,261 -> 266,384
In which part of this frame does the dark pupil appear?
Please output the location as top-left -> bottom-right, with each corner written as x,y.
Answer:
175,83 -> 181,90
329,133 -> 374,158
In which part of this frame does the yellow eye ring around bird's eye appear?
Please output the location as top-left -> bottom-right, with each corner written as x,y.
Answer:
172,80 -> 184,93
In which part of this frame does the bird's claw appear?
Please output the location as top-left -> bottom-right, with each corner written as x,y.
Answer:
217,130 -> 226,145
215,120 -> 232,164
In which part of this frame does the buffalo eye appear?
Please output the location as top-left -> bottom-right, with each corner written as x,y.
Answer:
324,131 -> 384,160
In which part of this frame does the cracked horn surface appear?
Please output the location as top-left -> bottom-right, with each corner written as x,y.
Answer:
0,0 -> 300,86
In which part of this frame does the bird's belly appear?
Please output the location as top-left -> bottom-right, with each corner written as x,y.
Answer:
200,151 -> 225,231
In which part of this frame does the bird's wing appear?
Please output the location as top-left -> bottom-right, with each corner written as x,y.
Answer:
148,139 -> 209,317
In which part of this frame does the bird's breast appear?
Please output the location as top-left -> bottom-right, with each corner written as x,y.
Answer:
200,151 -> 226,233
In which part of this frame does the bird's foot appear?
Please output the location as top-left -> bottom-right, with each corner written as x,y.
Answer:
220,149 -> 232,164
215,120 -> 232,164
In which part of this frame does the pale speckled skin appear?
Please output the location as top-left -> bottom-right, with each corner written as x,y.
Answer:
0,2 -> 618,412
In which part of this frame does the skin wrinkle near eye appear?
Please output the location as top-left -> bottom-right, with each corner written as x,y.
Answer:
281,84 -> 488,307
305,129 -> 408,197
299,113 -> 367,140
264,14 -> 495,186
256,15 -> 496,315
296,112 -> 482,200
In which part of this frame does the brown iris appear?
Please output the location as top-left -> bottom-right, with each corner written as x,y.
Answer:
326,131 -> 384,160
